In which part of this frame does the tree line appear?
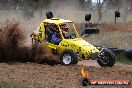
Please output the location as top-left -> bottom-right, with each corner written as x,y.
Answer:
0,0 -> 131,22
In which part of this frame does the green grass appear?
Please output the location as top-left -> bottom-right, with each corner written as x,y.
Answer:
0,82 -> 25,88
116,53 -> 132,65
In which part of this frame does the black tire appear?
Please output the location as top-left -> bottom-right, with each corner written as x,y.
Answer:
46,11 -> 53,19
108,48 -> 125,54
124,50 -> 132,60
60,50 -> 78,65
84,28 -> 99,34
97,49 -> 115,67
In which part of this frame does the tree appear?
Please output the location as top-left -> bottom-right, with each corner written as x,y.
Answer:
106,0 -> 131,22
78,0 -> 92,10
97,0 -> 108,23
97,0 -> 102,22
122,0 -> 129,22
106,0 -> 122,10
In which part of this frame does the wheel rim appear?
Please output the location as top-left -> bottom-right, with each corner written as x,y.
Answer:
99,52 -> 110,64
63,54 -> 72,64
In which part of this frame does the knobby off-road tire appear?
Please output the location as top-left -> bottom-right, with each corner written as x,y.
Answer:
97,49 -> 115,67
60,50 -> 78,65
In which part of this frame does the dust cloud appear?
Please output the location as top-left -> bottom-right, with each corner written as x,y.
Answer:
0,20 -> 59,65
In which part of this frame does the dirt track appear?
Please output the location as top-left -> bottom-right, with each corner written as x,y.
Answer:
0,17 -> 132,88
0,61 -> 132,88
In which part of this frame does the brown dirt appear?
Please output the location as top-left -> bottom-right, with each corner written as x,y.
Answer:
0,20 -> 131,88
0,62 -> 131,88
75,22 -> 132,32
98,22 -> 132,32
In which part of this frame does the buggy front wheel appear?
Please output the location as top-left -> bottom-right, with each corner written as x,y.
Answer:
60,50 -> 78,65
97,49 -> 115,67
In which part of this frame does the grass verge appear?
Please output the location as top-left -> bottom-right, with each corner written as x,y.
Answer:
116,53 -> 132,65
0,82 -> 24,88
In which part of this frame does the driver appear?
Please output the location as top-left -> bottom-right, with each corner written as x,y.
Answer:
60,24 -> 69,39
52,31 -> 62,45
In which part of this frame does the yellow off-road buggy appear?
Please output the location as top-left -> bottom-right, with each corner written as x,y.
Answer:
31,12 -> 115,67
